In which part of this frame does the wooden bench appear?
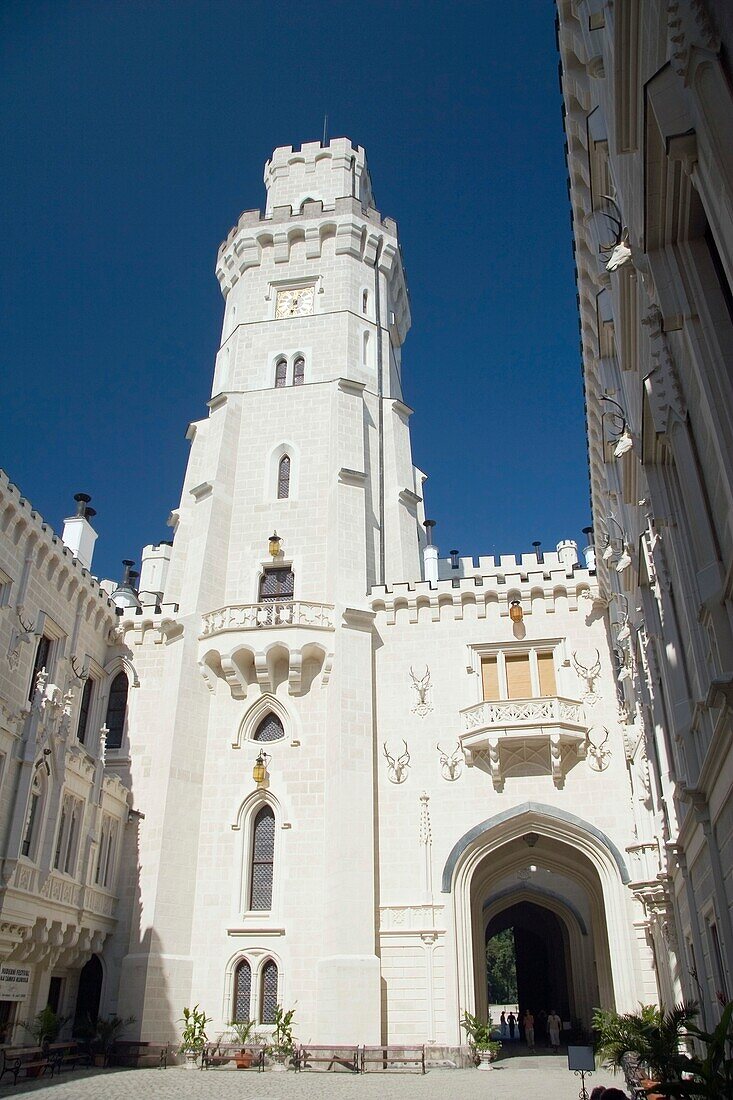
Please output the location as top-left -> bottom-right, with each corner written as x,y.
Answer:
295,1044 -> 360,1073
0,1045 -> 55,1085
200,1042 -> 265,1071
361,1045 -> 426,1073
47,1041 -> 93,1072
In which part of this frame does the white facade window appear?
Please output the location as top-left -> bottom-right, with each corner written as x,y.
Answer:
105,671 -> 129,751
21,773 -> 44,860
76,677 -> 96,745
248,805 -> 275,911
233,959 -> 252,1022
231,956 -> 279,1024
481,648 -> 557,702
292,356 -> 305,386
95,815 -> 118,888
277,455 -> 291,500
28,634 -> 53,701
54,793 -> 84,876
274,358 -> 287,388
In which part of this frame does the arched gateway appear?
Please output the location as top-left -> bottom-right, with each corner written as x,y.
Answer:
443,803 -> 638,1034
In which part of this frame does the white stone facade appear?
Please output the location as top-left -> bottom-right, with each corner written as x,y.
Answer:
87,137 -> 658,1049
557,0 -> 733,1027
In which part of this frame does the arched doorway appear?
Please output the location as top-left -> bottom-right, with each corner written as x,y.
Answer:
487,901 -> 571,1022
73,955 -> 103,1035
444,804 -> 640,1042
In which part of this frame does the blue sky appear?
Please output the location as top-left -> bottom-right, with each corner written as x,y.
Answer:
1,0 -> 588,583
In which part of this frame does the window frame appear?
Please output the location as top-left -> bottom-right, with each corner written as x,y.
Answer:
258,566 -> 295,603
469,639 -> 566,704
235,794 -> 283,921
76,676 -> 96,746
248,804 -> 275,912
277,454 -> 291,500
228,954 -> 282,1026
53,792 -> 85,877
21,772 -> 45,861
104,670 -> 130,752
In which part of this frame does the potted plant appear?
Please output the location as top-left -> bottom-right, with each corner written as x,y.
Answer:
267,1004 -> 296,1070
461,1009 -> 501,1068
593,1001 -> 697,1095
229,1019 -> 258,1069
92,1014 -> 135,1067
178,1004 -> 211,1068
19,1007 -> 69,1076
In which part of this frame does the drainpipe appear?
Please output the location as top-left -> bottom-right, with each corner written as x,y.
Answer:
373,240 -> 385,587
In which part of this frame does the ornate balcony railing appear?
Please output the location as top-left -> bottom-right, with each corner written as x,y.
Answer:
200,600 -> 335,639
462,696 -> 585,732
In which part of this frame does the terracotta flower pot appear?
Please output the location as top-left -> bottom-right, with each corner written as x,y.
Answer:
235,1050 -> 252,1069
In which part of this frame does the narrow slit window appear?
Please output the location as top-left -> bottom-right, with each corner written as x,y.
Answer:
277,455 -> 291,499
249,805 -> 275,911
77,678 -> 94,745
293,357 -> 305,386
29,635 -> 52,701
105,672 -> 129,750
260,960 -> 278,1024
233,960 -> 252,1022
362,290 -> 369,314
275,359 -> 287,388
362,331 -> 369,365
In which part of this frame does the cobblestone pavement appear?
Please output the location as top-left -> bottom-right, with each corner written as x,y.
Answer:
0,1054 -> 624,1100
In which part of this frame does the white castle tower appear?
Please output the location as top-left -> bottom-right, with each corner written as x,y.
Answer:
108,138 -> 421,1043
106,137 -> 655,1053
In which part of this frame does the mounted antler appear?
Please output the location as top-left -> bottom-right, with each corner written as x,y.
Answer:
572,649 -> 601,692
383,740 -> 410,783
17,609 -> 35,634
70,656 -> 89,681
409,666 -> 431,705
599,195 -> 632,271
437,742 -> 463,782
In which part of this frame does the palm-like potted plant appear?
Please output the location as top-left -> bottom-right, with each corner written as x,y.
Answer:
92,1014 -> 136,1067
267,1005 -> 296,1070
593,1001 -> 697,1094
178,1004 -> 211,1068
19,1007 -> 69,1076
650,1000 -> 733,1098
461,1009 -> 502,1068
229,1019 -> 259,1069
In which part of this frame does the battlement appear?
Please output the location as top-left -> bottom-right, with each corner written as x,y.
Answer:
370,550 -> 598,624
0,468 -> 116,618
217,194 -> 397,260
264,137 -> 373,215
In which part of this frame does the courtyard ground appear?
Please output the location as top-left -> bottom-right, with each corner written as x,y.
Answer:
0,1052 -> 626,1099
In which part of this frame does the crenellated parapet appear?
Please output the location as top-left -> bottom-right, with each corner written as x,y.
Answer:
370,552 -> 597,625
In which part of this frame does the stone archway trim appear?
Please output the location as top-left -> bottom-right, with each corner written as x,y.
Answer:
440,801 -> 630,892
482,882 -> 589,936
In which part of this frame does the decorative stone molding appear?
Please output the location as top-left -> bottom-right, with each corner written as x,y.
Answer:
201,600 -> 334,638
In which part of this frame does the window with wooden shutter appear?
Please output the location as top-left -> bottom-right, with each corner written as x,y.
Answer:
537,652 -> 557,696
481,657 -> 500,701
505,654 -> 532,699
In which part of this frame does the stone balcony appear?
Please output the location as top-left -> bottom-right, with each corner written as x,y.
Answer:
198,600 -> 335,698
459,696 -> 588,791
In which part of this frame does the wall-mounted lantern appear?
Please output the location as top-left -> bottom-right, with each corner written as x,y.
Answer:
268,531 -> 282,558
252,750 -> 271,786
509,600 -> 524,623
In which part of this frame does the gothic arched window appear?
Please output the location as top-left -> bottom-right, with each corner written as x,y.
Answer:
293,357 -> 305,386
362,290 -> 369,314
21,772 -> 45,860
233,959 -> 252,1022
249,805 -> 275,911
277,455 -> 290,500
260,959 -> 279,1024
253,713 -> 284,743
275,358 -> 287,388
105,672 -> 129,750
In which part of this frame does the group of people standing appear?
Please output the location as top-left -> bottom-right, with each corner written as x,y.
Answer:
499,1008 -> 563,1052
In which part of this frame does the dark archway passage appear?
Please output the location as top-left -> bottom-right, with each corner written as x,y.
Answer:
486,901 -> 571,1027
73,955 -> 103,1035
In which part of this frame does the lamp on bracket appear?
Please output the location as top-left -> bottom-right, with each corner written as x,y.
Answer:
252,750 -> 271,787
268,531 -> 282,558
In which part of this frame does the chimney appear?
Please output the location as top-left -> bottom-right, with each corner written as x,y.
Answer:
111,559 -> 141,611
422,520 -> 439,586
582,526 -> 596,572
62,493 -> 98,570
556,539 -> 579,576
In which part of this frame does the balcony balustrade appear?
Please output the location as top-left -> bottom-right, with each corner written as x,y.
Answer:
459,695 -> 588,790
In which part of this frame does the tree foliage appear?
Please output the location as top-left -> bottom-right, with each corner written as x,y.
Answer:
486,928 -> 517,1005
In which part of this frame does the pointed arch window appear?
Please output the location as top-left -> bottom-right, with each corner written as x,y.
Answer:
105,672 -> 129,751
21,773 -> 44,860
249,805 -> 275,910
293,357 -> 305,386
277,455 -> 291,500
253,713 -> 284,743
260,960 -> 279,1024
233,959 -> 252,1022
275,358 -> 287,388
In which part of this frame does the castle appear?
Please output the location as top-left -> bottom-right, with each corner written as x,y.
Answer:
0,135 -> 662,1050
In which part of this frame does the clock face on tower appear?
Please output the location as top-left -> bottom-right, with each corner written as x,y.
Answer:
275,286 -> 315,319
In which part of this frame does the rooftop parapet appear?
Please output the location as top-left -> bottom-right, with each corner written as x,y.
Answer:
264,137 -> 373,215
